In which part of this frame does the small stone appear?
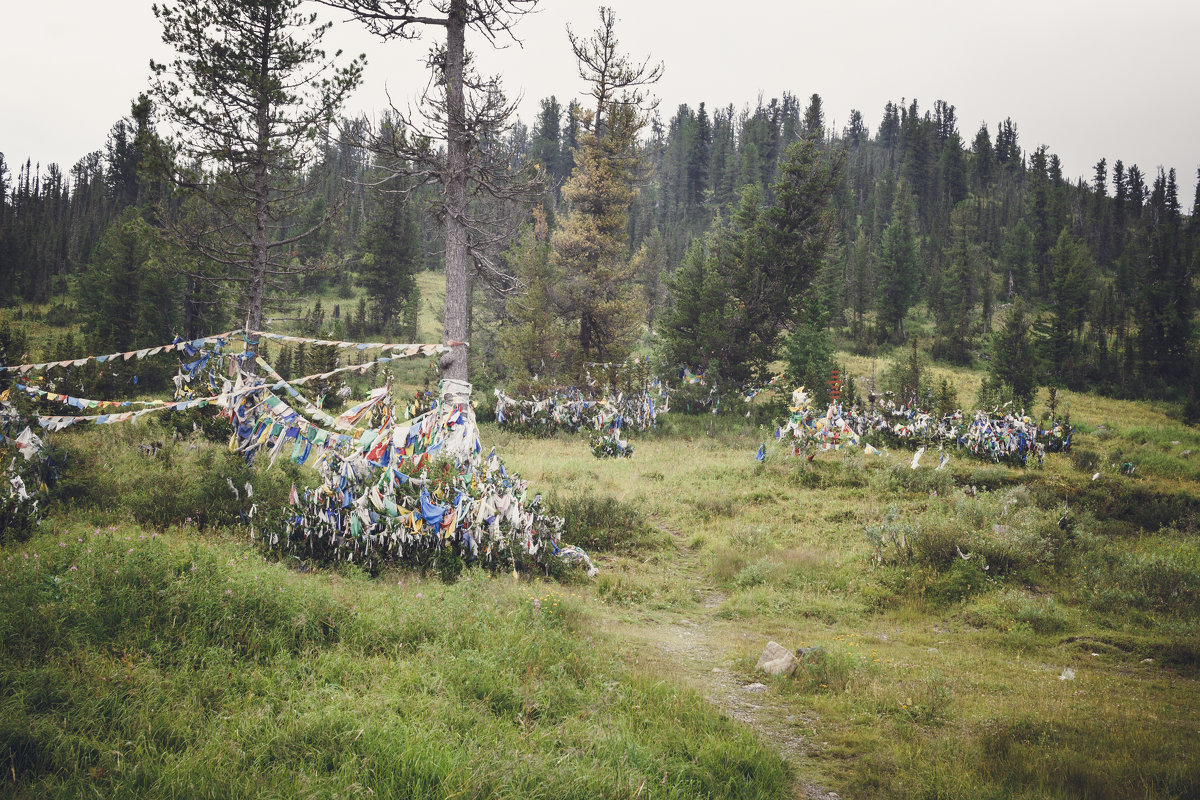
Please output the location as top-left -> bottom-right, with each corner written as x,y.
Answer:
744,682 -> 768,692
1059,668 -> 1075,681
796,645 -> 827,662
928,647 -> 939,653
756,641 -> 796,676
1091,652 -> 1099,657
1142,658 -> 1154,664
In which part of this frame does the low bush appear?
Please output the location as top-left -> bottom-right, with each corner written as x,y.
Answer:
788,645 -> 871,694
551,490 -> 666,553
1073,534 -> 1200,617
865,489 -> 1070,605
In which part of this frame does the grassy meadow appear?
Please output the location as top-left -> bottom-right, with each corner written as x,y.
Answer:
2,288 -> 1199,799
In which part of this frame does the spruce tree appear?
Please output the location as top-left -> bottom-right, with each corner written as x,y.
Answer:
983,298 -> 1037,407
358,186 -> 419,334
499,210 -> 569,382
630,228 -> 670,328
784,293 -> 835,404
876,188 -> 918,341
1042,229 -> 1094,386
1135,168 -> 1192,393
150,0 -> 363,353
77,207 -> 179,352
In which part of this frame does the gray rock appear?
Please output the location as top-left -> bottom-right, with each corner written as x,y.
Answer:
756,640 -> 796,675
744,682 -> 768,692
796,645 -> 827,662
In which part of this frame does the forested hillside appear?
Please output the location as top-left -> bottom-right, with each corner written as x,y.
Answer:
2,90 -> 1197,413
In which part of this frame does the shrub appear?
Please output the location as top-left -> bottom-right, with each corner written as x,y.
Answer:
865,489 -> 1069,604
1074,535 -> 1200,617
551,490 -> 664,553
789,646 -> 870,694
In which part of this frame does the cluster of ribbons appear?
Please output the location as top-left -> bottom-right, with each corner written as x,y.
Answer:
0,392 -> 43,461
769,387 -> 1072,467
588,427 -> 633,458
494,384 -> 666,437
265,379 -> 598,575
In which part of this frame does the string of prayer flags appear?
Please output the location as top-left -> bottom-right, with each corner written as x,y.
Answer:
0,330 -> 240,374
247,330 -> 461,358
15,382 -> 168,411
494,383 -> 665,437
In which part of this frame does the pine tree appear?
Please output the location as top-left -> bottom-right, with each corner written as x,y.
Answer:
358,185 -> 419,334
149,0 -> 363,354
784,293 -> 835,404
552,8 -> 661,367
876,187 -> 918,341
317,0 -> 542,383
552,103 -> 646,366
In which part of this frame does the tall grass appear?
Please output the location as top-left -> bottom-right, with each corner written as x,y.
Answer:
0,523 -> 790,799
48,425 -> 300,530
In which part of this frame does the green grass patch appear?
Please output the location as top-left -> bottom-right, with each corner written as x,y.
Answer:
552,489 -> 669,554
0,523 -> 790,799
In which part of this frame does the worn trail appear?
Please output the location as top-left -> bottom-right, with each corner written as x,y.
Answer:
591,543 -> 843,800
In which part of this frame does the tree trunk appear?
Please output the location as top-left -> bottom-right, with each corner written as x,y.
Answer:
244,13 -> 274,372
440,0 -> 469,383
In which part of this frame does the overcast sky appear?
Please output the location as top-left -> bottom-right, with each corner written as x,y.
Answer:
2,0 -> 1197,198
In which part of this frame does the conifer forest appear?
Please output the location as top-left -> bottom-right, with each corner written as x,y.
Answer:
1,2 -> 1198,799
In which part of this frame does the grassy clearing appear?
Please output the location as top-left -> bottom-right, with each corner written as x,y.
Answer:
4,291 -> 1200,797
491,385 -> 1200,798
0,522 -> 788,799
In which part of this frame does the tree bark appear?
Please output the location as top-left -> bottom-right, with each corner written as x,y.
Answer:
245,12 -> 274,371
440,0 -> 469,382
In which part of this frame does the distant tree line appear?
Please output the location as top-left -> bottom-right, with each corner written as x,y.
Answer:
508,91 -> 1198,414
2,37 -> 1197,417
